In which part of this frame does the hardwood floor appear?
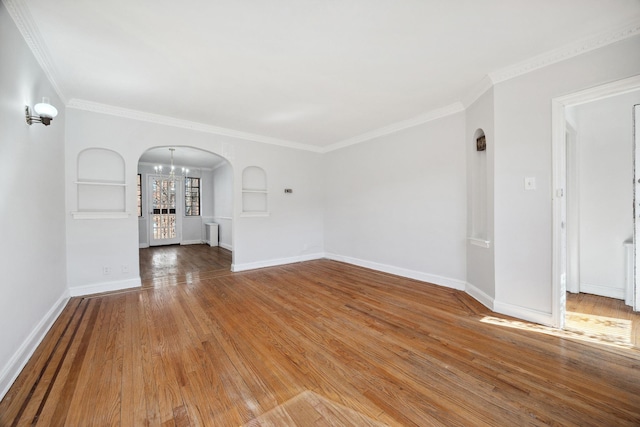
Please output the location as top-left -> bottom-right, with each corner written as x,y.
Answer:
139,244 -> 233,288
566,292 -> 640,348
2,248 -> 640,426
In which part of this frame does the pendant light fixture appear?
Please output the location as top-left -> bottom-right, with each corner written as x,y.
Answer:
154,148 -> 189,181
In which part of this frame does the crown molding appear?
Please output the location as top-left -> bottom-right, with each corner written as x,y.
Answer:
10,0 -> 636,155
489,18 -> 640,85
322,102 -> 465,153
461,75 -> 494,109
3,0 -> 66,103
67,99 -> 324,153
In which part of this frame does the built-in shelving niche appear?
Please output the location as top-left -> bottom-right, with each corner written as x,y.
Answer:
241,166 -> 268,217
469,129 -> 489,247
73,148 -> 129,219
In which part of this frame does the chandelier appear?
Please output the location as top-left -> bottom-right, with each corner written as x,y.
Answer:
154,148 -> 189,181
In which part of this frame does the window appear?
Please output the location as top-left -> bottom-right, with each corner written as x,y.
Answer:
137,174 -> 142,217
185,177 -> 200,216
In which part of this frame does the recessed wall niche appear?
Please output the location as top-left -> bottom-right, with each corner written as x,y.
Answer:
241,166 -> 268,216
471,129 -> 488,243
74,148 -> 127,218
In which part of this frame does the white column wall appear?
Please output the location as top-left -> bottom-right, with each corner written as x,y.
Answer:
213,163 -> 234,250
0,3 -> 68,398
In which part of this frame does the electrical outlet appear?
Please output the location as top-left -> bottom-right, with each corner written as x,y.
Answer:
103,266 -> 112,275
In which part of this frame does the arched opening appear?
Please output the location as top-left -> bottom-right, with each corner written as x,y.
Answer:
137,146 -> 234,287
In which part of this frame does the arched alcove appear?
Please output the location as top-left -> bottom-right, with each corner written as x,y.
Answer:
471,129 -> 487,241
75,148 -> 126,215
241,166 -> 268,215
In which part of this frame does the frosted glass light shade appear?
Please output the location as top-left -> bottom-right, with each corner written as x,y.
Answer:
34,97 -> 58,118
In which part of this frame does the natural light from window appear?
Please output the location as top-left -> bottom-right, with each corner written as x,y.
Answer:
480,312 -> 633,350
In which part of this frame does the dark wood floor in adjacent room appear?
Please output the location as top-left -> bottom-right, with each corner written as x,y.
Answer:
1,245 -> 639,426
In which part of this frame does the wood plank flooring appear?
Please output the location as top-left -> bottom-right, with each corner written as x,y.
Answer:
2,246 -> 640,426
566,292 -> 640,347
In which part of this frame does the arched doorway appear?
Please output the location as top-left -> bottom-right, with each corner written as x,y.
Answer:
137,146 -> 234,286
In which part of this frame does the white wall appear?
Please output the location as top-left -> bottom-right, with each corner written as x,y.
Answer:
572,91 -> 640,299
492,35 -> 640,322
0,3 -> 68,398
212,163 -> 234,250
466,88 -> 496,303
324,112 -> 467,288
65,108 -> 325,293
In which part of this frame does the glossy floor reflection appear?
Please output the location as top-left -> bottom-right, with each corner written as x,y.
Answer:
139,244 -> 232,288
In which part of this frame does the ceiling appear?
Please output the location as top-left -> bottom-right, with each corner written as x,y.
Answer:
16,0 -> 640,148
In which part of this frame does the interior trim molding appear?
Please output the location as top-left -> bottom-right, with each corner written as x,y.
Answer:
180,240 -> 204,246
461,76 -> 494,109
68,277 -> 141,297
231,253 -> 325,272
3,0 -> 66,103
551,73 -> 640,328
9,1 -> 638,157
465,282 -> 494,310
468,237 -> 491,248
67,99 -> 324,154
323,102 -> 465,153
493,301 -> 553,327
70,211 -> 130,220
490,18 -> 640,84
325,253 -> 466,291
579,283 -> 625,301
0,290 -> 69,401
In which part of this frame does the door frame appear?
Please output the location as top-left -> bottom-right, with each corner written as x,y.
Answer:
551,75 -> 640,328
148,174 -> 183,246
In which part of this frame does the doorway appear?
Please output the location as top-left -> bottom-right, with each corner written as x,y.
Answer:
552,76 -> 640,329
149,175 -> 181,246
137,145 -> 234,253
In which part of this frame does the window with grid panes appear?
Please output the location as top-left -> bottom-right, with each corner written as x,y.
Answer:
185,177 -> 200,216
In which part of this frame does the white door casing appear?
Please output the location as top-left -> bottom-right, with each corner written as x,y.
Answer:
634,104 -> 640,311
149,175 -> 182,246
552,75 -> 640,328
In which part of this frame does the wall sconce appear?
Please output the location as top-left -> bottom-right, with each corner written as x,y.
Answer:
25,97 -> 58,126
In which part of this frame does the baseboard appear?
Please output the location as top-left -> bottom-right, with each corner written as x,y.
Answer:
180,240 -> 204,246
0,290 -> 70,401
232,253 -> 324,272
579,283 -> 625,300
219,242 -> 233,251
324,253 -> 466,291
493,301 -> 553,326
69,277 -> 141,297
139,243 -> 149,249
465,282 -> 494,310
